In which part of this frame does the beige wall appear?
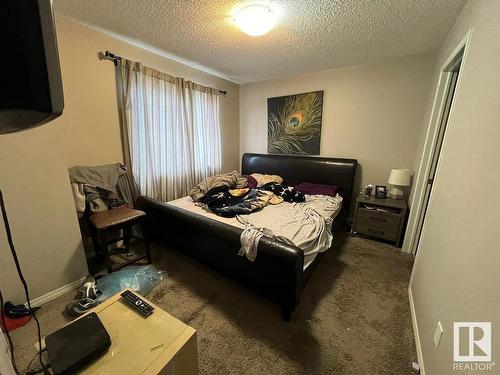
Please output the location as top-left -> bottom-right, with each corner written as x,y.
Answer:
409,0 -> 500,373
239,53 -> 435,214
0,16 -> 239,303
55,16 -> 240,172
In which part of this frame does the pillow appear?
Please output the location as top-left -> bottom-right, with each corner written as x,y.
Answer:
295,182 -> 339,197
242,175 -> 258,189
250,173 -> 283,187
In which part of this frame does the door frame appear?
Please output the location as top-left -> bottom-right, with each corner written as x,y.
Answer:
403,30 -> 473,255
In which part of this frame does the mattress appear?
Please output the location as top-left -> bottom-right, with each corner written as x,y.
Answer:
167,194 -> 343,269
167,195 -> 246,228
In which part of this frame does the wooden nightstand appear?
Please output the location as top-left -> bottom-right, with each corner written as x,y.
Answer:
352,195 -> 408,247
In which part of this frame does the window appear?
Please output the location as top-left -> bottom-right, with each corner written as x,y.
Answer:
118,60 -> 222,201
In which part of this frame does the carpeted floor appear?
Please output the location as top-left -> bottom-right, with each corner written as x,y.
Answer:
10,233 -> 416,374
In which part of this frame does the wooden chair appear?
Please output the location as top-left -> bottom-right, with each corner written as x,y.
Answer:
89,207 -> 151,274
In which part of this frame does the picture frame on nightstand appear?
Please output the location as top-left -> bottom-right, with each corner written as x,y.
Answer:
375,185 -> 387,199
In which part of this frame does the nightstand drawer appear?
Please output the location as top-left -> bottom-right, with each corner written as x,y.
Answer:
357,208 -> 401,227
356,222 -> 398,241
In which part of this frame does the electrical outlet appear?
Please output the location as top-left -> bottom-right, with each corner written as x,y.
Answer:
434,321 -> 444,349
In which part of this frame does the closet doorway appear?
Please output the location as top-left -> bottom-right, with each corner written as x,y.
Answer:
405,31 -> 470,255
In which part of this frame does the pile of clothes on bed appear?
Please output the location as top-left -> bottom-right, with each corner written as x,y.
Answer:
188,171 -> 343,267
189,171 -> 305,217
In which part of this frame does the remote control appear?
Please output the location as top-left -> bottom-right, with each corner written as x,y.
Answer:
120,290 -> 154,317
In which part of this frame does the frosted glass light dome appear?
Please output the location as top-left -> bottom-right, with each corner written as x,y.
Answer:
234,4 -> 278,36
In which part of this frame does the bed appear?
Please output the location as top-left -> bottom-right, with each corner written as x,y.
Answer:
137,153 -> 358,321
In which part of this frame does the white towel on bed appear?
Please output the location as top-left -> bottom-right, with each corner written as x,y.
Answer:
238,226 -> 264,262
238,225 -> 294,262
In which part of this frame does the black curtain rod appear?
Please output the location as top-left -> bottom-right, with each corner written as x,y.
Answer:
102,51 -> 227,95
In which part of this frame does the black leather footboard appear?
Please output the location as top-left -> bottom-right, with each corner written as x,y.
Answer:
137,196 -> 304,320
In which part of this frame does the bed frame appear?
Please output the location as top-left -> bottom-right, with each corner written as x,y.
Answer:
137,153 -> 357,321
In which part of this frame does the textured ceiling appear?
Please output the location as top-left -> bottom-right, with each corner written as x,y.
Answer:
54,0 -> 466,83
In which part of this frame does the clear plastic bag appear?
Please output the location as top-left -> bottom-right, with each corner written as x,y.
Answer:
96,265 -> 167,303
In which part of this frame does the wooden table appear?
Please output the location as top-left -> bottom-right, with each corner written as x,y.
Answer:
79,289 -> 198,374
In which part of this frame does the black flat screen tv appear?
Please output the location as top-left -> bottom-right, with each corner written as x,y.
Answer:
0,0 -> 64,134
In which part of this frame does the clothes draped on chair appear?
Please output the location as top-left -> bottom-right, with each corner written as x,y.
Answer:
69,163 -> 136,216
117,59 -> 222,202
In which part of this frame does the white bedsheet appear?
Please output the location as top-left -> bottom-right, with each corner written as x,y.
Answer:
167,195 -> 245,228
167,194 -> 343,269
237,194 -> 343,268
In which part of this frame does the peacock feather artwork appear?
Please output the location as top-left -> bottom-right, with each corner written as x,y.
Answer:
267,91 -> 324,155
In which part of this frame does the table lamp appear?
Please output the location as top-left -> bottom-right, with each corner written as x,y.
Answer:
388,168 -> 411,200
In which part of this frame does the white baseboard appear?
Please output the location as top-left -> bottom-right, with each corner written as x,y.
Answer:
409,286 -> 425,375
28,276 -> 86,307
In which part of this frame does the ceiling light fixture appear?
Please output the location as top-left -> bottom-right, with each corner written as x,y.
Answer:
234,4 -> 278,36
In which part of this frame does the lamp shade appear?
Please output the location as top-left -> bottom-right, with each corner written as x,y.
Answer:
388,168 -> 411,186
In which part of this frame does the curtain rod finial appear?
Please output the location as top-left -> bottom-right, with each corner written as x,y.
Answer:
101,50 -> 121,66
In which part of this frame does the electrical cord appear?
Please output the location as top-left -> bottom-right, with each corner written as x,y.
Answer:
26,366 -> 51,375
0,190 -> 45,373
24,348 -> 46,375
0,289 -> 20,374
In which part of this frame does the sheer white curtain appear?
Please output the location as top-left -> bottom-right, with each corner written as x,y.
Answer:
118,60 -> 222,201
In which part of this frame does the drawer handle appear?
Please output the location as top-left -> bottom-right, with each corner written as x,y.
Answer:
368,228 -> 384,235
369,216 -> 387,222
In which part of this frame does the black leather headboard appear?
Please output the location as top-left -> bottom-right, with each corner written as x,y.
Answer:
242,153 -> 358,222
